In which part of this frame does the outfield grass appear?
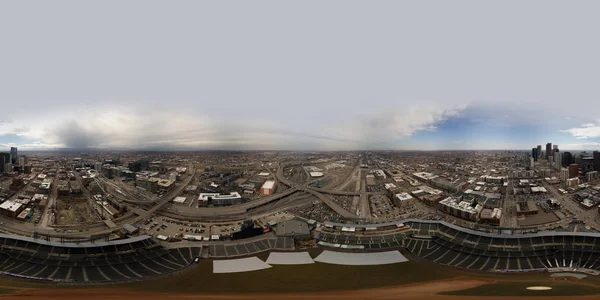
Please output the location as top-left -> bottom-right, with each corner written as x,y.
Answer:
116,258 -> 456,294
0,287 -> 17,295
441,281 -> 600,297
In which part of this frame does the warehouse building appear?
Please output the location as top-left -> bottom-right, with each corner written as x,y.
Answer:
260,180 -> 276,196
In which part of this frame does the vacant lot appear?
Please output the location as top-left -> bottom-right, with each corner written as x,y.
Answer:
55,198 -> 100,225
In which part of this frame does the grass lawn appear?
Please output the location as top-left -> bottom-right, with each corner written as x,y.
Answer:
0,287 -> 17,295
115,258 -> 456,294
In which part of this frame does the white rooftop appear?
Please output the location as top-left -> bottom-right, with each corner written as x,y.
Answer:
262,180 -> 275,189
0,200 -> 22,212
395,193 -> 413,201
172,196 -> 186,203
198,192 -> 241,201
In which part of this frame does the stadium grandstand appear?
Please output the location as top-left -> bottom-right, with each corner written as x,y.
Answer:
0,233 -> 200,283
402,220 -> 600,273
313,219 -> 600,274
208,236 -> 295,258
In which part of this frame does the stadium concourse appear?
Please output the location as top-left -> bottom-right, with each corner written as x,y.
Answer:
0,233 -> 200,283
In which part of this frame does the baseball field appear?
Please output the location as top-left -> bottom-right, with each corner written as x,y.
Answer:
0,250 -> 598,299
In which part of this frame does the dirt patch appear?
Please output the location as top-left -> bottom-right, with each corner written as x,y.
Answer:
55,198 -> 100,225
3,277 -> 600,300
4,279 -> 600,300
0,279 -> 486,300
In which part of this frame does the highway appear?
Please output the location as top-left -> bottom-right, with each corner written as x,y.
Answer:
157,187 -> 299,217
156,193 -> 315,222
22,163 -> 198,237
0,160 -> 362,238
276,164 -> 359,219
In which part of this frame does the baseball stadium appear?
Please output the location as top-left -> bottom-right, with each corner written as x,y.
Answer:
0,218 -> 600,300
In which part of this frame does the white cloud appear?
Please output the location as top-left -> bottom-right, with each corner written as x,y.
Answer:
0,102 -> 468,151
563,142 -> 600,149
324,103 -> 466,147
560,123 -> 600,139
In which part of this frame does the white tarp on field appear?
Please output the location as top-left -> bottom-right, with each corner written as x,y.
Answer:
314,250 -> 408,265
266,252 -> 315,265
213,257 -> 272,273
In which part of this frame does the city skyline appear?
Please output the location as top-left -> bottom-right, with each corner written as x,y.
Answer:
2,1 -> 600,151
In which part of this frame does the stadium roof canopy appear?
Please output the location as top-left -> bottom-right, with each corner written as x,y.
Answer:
0,233 -> 151,248
323,219 -> 600,238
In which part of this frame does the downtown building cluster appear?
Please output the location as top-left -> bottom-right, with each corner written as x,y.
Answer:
531,143 -> 600,186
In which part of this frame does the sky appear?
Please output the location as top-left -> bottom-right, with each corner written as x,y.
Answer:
1,0 -> 600,151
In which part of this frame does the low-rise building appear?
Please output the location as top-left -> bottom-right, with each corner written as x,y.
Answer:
374,170 -> 386,178
479,208 -> 502,225
439,197 -> 482,221
275,219 -> 310,238
430,177 -> 466,193
172,196 -> 186,204
136,177 -> 159,193
393,193 -> 415,208
157,179 -> 175,191
566,177 -> 580,187
586,171 -> 599,182
38,179 -> 52,194
198,192 -> 242,206
483,175 -> 507,183
516,201 -> 538,216
260,180 -> 276,196
0,200 -> 24,218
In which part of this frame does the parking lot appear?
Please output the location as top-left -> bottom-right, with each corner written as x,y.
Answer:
369,194 -> 430,221
138,216 -> 250,240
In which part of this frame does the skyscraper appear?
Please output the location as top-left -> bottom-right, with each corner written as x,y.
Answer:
581,156 -> 595,175
569,164 -> 579,178
532,148 -> 538,161
594,151 -> 600,172
546,143 -> 552,159
0,152 -> 10,173
10,147 -> 17,164
554,150 -> 561,170
560,168 -> 569,182
537,145 -> 542,160
562,151 -> 573,167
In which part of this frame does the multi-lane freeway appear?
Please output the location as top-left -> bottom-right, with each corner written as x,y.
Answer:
276,164 -> 359,219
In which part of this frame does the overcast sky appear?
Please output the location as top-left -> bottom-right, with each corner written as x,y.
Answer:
1,1 -> 600,151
